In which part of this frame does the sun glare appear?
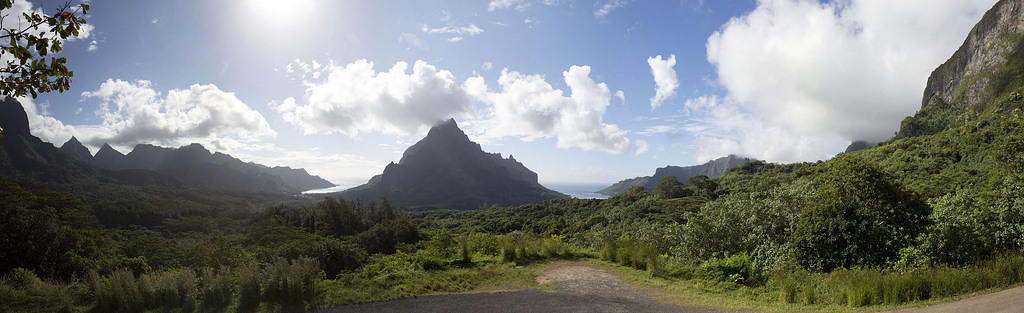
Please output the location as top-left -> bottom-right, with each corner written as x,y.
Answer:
244,0 -> 316,30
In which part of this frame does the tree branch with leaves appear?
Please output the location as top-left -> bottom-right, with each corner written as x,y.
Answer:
0,0 -> 90,98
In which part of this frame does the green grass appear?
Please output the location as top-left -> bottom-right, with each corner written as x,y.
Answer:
319,256 -> 553,306
587,253 -> 1024,312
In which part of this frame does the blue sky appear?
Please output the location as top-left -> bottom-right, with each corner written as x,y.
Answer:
19,0 -> 995,187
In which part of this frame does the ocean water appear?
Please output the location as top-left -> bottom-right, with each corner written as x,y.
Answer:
544,183 -> 610,199
305,183 -> 612,200
302,185 -> 347,194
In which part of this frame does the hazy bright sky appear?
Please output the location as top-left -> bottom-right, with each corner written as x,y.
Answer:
19,0 -> 995,186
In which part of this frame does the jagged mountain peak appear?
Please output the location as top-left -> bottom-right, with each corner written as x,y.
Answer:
340,118 -> 565,209
96,143 -> 124,156
60,136 -> 93,161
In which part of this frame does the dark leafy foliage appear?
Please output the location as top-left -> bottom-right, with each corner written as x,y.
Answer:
792,156 -> 930,271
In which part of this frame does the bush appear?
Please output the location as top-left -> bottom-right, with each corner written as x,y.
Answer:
7,268 -> 42,289
793,156 -> 929,272
469,233 -> 501,256
701,253 -> 761,286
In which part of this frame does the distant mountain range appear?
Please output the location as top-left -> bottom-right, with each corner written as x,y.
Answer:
599,155 -> 754,196
60,137 -> 333,194
0,97 -> 331,195
337,119 -> 566,210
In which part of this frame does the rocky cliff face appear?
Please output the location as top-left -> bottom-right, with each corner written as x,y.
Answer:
920,0 -> 1024,109
340,119 -> 566,210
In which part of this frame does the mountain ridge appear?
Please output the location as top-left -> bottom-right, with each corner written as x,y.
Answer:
338,118 -> 566,210
599,155 -> 754,196
62,140 -> 334,194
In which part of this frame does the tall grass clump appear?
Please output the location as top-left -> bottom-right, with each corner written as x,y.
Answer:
236,264 -> 262,313
0,268 -> 76,313
600,238 -> 660,273
150,269 -> 197,312
766,252 -> 1024,307
262,257 -> 322,311
90,269 -> 147,313
499,232 -> 573,265
199,268 -> 234,312
459,235 -> 472,264
90,268 -> 198,313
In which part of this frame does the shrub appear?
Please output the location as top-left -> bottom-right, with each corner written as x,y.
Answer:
701,253 -> 760,286
793,156 -> 929,272
469,233 -> 501,256
7,268 -> 42,289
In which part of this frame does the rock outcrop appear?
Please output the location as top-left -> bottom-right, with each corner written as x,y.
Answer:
920,0 -> 1024,109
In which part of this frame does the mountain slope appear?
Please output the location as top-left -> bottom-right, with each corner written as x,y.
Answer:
599,155 -> 753,196
63,141 -> 334,194
339,119 -> 566,210
1,97 -> 306,227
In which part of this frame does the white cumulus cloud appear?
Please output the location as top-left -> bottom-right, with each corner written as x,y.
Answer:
19,80 -> 276,156
78,79 -> 276,148
274,59 -> 477,136
465,65 -> 631,154
648,54 -> 678,110
705,0 -> 994,149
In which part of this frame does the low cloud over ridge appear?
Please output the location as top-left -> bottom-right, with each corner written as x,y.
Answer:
277,59 -> 634,154
694,0 -> 994,163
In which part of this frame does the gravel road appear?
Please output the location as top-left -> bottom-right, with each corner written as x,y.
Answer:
321,261 -> 725,313
321,261 -> 1024,313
